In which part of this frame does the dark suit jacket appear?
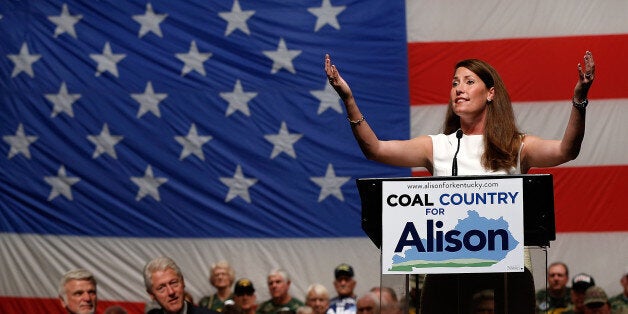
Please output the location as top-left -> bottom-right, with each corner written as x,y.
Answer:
147,302 -> 217,314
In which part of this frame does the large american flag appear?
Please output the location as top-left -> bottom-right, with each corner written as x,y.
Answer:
1,0 -> 408,238
2,1 -> 627,313
1,1 -> 406,312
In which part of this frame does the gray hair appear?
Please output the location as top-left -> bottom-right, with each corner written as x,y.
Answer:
306,283 -> 330,300
210,260 -> 236,282
268,268 -> 290,283
58,269 -> 97,302
143,256 -> 183,291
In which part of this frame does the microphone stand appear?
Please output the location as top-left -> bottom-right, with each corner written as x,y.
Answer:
452,129 -> 463,176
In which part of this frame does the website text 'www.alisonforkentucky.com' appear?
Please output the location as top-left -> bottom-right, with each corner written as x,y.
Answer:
406,180 -> 499,190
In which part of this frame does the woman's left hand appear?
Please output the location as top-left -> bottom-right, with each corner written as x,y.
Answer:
574,51 -> 595,102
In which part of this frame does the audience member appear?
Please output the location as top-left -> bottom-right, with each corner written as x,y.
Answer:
143,256 -> 215,314
536,262 -> 572,313
200,261 -> 236,311
563,273 -> 596,314
471,289 -> 495,314
369,287 -> 398,303
356,293 -> 380,314
369,287 -> 399,314
104,305 -> 129,314
257,268 -> 304,314
305,283 -> 330,314
329,264 -> 357,314
583,286 -> 612,314
609,268 -> 628,313
58,268 -> 98,314
233,278 -> 258,314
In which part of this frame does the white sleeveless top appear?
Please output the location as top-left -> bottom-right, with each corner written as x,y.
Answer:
429,133 -> 521,176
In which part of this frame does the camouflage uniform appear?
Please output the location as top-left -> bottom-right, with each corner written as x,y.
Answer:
536,288 -> 572,313
609,293 -> 628,314
199,293 -> 234,312
256,297 -> 304,314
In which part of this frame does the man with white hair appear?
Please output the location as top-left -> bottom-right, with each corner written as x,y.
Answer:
199,260 -> 236,311
305,283 -> 330,314
257,268 -> 304,314
144,256 -> 215,314
58,268 -> 98,314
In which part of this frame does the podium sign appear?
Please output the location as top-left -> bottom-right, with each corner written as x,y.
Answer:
381,177 -> 525,275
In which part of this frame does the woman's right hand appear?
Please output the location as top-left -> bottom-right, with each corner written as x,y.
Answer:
325,54 -> 353,101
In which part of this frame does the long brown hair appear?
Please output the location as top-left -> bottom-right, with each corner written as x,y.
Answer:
443,59 -> 522,172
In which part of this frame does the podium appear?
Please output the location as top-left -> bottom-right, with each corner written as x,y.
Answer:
356,174 -> 556,314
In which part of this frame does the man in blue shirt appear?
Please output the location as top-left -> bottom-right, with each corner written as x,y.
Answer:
328,264 -> 356,314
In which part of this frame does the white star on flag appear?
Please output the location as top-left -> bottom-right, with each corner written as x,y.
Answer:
218,0 -> 255,36
219,165 -> 258,203
3,123 -> 38,159
132,3 -> 168,38
44,165 -> 81,201
47,3 -> 83,39
131,81 -> 168,118
176,40 -> 212,76
310,163 -> 351,202
87,123 -> 124,159
7,42 -> 42,78
89,42 -> 126,77
310,82 -> 343,114
263,38 -> 302,74
264,121 -> 303,159
174,123 -> 213,161
131,165 -> 168,202
221,79 -> 258,117
45,82 -> 82,118
308,0 -> 346,32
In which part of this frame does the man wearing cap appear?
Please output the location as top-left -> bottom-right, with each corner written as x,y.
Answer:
225,278 -> 257,314
582,286 -> 612,314
609,269 -> 628,313
257,268 -> 304,314
536,262 -> 572,313
563,273 -> 596,314
328,263 -> 357,314
233,278 -> 258,314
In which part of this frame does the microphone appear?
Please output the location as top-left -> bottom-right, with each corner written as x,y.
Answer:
452,129 -> 463,176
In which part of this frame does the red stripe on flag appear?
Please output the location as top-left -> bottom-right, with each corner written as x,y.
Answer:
408,34 -> 628,105
412,165 -> 628,232
0,296 -> 145,314
530,166 -> 628,233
